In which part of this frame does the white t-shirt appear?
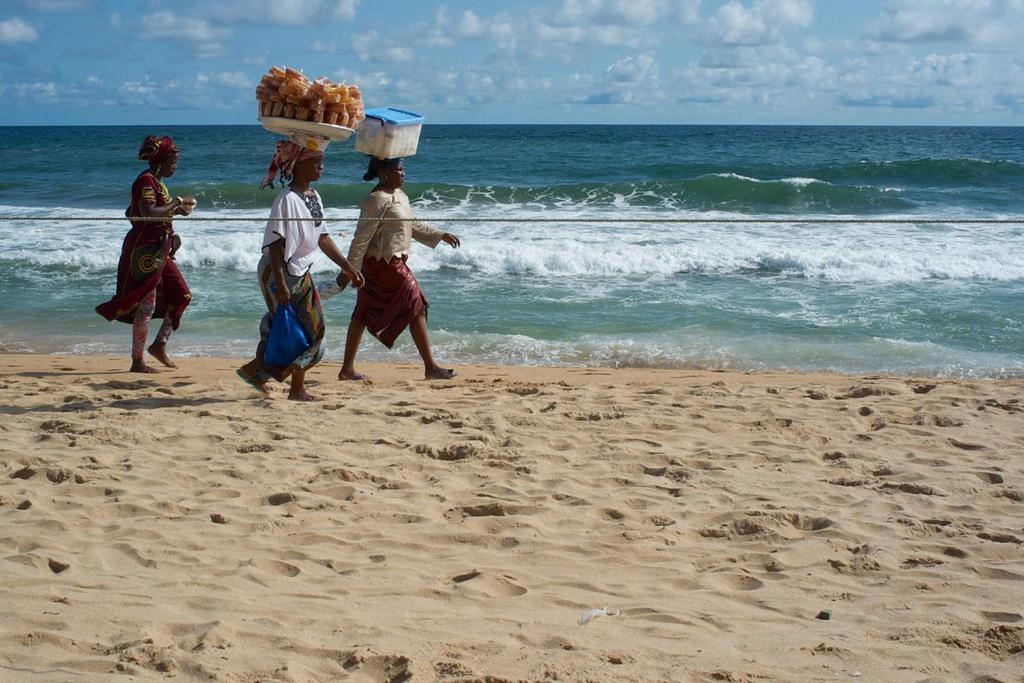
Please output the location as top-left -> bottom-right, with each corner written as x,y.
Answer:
262,189 -> 328,276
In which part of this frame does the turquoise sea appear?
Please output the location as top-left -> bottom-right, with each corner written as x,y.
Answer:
1,124 -> 1022,376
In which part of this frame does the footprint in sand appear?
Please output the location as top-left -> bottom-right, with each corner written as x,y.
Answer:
48,558 -> 70,573
981,611 -> 1023,623
948,438 -> 986,451
448,502 -> 535,519
776,512 -> 833,531
450,569 -> 527,597
265,492 -> 296,506
706,573 -> 764,591
237,443 -> 274,454
415,443 -> 481,461
11,466 -> 37,480
603,508 -> 626,521
342,653 -> 411,683
317,485 -> 356,501
250,559 -> 301,577
699,518 -> 773,540
972,566 -> 1024,581
840,385 -> 898,399
977,532 -> 1021,544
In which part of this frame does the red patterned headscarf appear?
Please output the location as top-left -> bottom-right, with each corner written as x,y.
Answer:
261,138 -> 327,189
138,135 -> 178,165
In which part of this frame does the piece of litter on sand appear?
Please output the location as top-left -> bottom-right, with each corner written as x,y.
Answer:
846,672 -> 862,678
578,607 -> 620,626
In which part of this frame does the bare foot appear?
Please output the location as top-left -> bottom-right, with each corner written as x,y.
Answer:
425,366 -> 457,380
130,360 -> 160,373
236,365 -> 270,395
288,390 -> 321,402
147,342 -> 177,368
338,368 -> 367,381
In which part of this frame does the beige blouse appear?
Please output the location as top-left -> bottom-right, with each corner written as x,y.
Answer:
347,189 -> 444,272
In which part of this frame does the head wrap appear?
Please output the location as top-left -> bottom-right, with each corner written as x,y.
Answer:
261,134 -> 329,189
138,135 -> 178,165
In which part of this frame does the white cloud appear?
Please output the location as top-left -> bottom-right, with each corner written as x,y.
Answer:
312,40 -> 336,52
704,0 -> 814,46
458,10 -> 484,37
197,71 -> 251,89
556,0 -> 671,26
140,11 -> 230,57
119,79 -> 157,98
677,0 -> 703,24
0,17 -> 38,45
352,30 -> 414,63
19,0 -> 89,10
868,0 -> 1024,44
910,52 -> 979,86
606,53 -> 659,83
408,7 -> 456,48
217,0 -> 359,26
15,81 -> 57,99
582,53 -> 661,104
143,12 -> 229,44
532,0 -> 675,48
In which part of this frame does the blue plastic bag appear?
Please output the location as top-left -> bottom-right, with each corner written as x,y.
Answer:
264,303 -> 311,367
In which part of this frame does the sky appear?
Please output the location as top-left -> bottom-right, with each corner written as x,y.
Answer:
1,0 -> 1023,126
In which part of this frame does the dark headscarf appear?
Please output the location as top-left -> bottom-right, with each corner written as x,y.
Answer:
363,156 -> 401,181
138,135 -> 178,165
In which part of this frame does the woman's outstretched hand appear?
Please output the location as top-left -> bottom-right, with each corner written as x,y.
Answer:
442,233 -> 460,248
344,265 -> 365,289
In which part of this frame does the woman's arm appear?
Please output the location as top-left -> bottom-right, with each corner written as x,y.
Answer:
266,239 -> 291,307
412,220 -> 460,249
318,234 -> 364,288
347,193 -> 389,273
139,197 -> 186,218
410,219 -> 445,248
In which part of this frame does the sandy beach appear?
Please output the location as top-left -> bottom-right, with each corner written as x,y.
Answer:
0,353 -> 1021,682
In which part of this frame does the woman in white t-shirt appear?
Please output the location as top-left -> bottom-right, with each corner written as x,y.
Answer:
237,138 -> 363,401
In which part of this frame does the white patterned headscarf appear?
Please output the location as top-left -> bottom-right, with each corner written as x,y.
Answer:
261,134 -> 329,189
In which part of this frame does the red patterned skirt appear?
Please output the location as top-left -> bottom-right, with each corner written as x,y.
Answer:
352,256 -> 428,348
95,223 -> 191,329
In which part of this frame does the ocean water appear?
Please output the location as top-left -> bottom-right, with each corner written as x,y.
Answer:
1,124 -> 1022,377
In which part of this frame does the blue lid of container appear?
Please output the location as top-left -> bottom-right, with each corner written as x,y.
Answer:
363,107 -> 425,125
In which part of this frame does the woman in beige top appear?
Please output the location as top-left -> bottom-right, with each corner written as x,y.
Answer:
338,157 -> 461,380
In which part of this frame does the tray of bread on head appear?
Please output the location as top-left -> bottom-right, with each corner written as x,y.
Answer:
258,116 -> 354,142
256,66 -> 365,142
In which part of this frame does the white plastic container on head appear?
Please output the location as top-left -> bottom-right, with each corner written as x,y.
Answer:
355,107 -> 424,159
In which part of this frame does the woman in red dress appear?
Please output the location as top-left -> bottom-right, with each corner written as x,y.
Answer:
338,157 -> 461,381
96,135 -> 194,373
